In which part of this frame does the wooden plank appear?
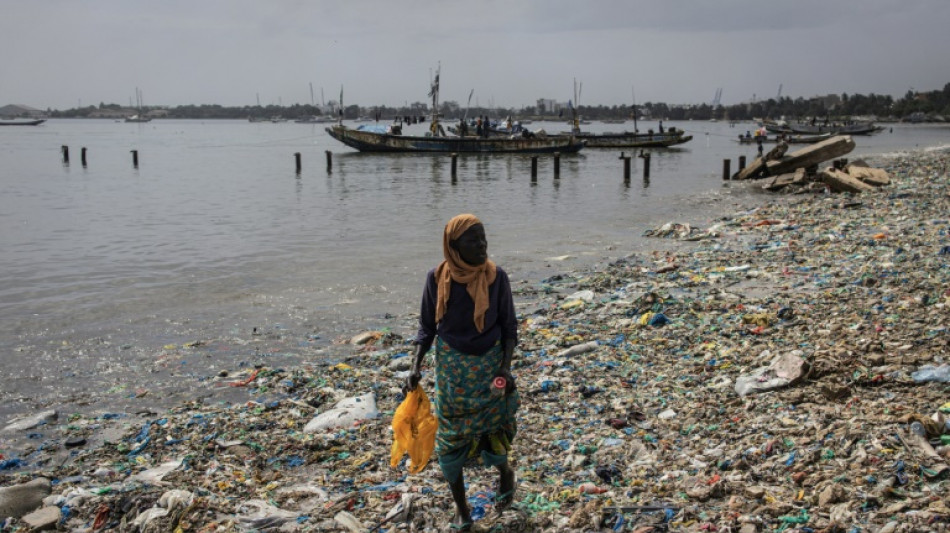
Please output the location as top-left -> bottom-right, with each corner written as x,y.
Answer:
766,135 -> 856,176
846,166 -> 891,186
733,156 -> 766,180
762,168 -> 806,191
820,168 -> 875,193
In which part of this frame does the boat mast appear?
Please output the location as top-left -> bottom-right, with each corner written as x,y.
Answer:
571,78 -> 582,134
429,63 -> 441,136
632,86 -> 638,133
338,85 -> 343,125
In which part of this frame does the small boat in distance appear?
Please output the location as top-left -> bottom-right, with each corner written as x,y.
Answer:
0,118 -> 46,126
125,87 -> 152,122
737,132 -> 832,145
556,81 -> 692,148
294,115 -> 335,123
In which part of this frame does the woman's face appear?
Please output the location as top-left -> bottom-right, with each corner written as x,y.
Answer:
453,224 -> 488,266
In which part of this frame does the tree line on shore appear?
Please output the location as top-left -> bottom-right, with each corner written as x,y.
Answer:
48,83 -> 950,122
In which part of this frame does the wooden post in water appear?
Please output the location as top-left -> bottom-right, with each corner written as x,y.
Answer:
722,158 -> 731,180
81,148 -> 87,167
295,152 -> 302,174
61,145 -> 69,164
451,153 -> 458,178
531,156 -> 538,182
738,155 -> 746,172
553,152 -> 560,178
639,150 -> 651,178
325,150 -> 333,173
131,150 -> 139,168
622,154 -> 631,182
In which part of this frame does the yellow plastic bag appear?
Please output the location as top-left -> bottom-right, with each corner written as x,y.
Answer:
390,387 -> 437,473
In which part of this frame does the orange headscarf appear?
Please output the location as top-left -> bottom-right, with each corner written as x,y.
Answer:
435,214 -> 497,332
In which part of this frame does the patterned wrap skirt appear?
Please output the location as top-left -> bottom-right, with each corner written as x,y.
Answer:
433,337 -> 519,483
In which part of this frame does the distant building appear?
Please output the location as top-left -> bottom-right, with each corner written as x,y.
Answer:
0,104 -> 46,117
536,98 -> 559,114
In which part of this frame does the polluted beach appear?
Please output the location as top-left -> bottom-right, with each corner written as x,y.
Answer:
2,113 -> 950,532
6,1 -> 950,529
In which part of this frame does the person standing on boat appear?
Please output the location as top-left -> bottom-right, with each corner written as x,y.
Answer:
406,214 -> 519,531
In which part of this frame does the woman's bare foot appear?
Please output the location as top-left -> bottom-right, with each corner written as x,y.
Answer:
449,511 -> 474,531
495,463 -> 516,511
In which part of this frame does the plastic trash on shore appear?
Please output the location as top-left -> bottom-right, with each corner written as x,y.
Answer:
1,149 -> 949,532
911,364 -> 950,383
735,351 -> 807,397
390,387 -> 437,473
303,392 -> 379,433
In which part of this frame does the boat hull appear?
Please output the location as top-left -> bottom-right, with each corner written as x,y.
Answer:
572,132 -> 692,148
0,119 -> 46,126
326,125 -> 585,153
738,133 -> 831,144
764,122 -> 879,136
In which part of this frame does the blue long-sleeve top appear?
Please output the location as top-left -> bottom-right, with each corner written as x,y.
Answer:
415,266 -> 518,355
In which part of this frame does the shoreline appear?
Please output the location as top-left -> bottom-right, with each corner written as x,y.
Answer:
2,147 -> 949,531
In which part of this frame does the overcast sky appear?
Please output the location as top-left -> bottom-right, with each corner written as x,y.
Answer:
4,0 -> 949,111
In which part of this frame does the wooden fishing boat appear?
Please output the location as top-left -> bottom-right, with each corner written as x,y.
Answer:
554,81 -> 692,148
764,120 -> 880,136
0,118 -> 46,126
326,123 -> 585,153
572,130 -> 692,148
325,67 -> 585,154
737,133 -> 832,144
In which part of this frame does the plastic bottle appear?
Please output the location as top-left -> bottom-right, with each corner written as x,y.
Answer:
911,365 -> 950,383
490,376 -> 507,397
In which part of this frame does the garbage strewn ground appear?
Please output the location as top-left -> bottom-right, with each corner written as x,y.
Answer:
2,148 -> 950,532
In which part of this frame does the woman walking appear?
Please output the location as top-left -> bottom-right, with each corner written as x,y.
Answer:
406,214 -> 519,531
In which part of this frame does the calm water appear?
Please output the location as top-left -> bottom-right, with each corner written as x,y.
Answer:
2,118 -> 948,420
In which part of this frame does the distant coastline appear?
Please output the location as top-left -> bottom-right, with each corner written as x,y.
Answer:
28,83 -> 950,124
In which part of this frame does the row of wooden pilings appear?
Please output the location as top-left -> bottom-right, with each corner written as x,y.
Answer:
311,151 -> 653,182
60,146 -> 657,180
722,155 -> 748,180
61,146 -> 139,168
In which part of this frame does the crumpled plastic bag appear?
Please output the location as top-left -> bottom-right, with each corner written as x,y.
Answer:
390,387 -> 437,473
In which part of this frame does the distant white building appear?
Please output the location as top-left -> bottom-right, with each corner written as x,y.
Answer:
536,98 -> 559,114
0,104 -> 46,117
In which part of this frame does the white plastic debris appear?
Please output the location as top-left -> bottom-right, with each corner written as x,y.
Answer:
304,392 -> 379,433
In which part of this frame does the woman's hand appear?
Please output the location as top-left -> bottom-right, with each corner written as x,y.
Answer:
405,342 -> 430,393
405,366 -> 422,392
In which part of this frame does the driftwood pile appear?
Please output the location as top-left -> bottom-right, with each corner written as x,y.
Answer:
731,135 -> 892,193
